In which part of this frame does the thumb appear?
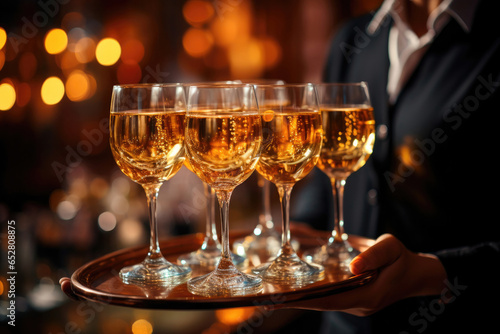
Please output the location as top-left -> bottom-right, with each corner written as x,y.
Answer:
349,234 -> 404,275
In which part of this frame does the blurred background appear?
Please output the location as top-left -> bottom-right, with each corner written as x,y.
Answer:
0,0 -> 380,333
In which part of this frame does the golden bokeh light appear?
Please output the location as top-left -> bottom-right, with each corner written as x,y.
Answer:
182,28 -> 213,58
95,38 -> 121,66
183,0 -> 215,26
41,76 -> 65,105
74,37 -> 96,63
59,50 -> 80,74
210,17 -> 240,47
86,73 -> 97,100
228,39 -> 264,78
65,70 -> 90,101
120,39 -> 144,65
215,307 -> 256,326
0,27 -> 6,49
131,319 -> 153,334
0,82 -> 16,111
44,28 -> 68,54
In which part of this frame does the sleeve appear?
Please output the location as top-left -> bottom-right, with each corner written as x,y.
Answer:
435,241 -> 500,288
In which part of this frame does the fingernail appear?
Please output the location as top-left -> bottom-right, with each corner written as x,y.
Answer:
350,258 -> 365,274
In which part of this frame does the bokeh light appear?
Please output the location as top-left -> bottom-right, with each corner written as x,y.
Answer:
41,77 -> 65,105
0,82 -> 16,111
228,39 -> 264,78
96,38 -> 121,66
98,211 -> 117,231
132,319 -> 153,334
74,37 -> 96,63
67,27 -> 86,52
182,28 -> 213,58
65,70 -> 90,101
59,51 -> 80,75
44,28 -> 68,55
210,16 -> 240,47
120,39 -> 144,65
118,218 -> 144,246
110,195 -> 129,215
183,0 -> 214,26
215,307 -> 256,326
0,27 -> 6,49
85,73 -> 97,100
111,176 -> 131,195
56,200 -> 77,220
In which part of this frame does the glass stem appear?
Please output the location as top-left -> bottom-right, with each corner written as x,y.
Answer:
215,189 -> 233,264
143,183 -> 164,263
277,184 -> 293,253
202,183 -> 218,250
263,179 -> 274,229
331,178 -> 346,243
257,175 -> 274,231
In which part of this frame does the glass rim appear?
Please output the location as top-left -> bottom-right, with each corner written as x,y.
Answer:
314,81 -> 368,87
252,82 -> 314,88
112,83 -> 183,89
185,83 -> 256,89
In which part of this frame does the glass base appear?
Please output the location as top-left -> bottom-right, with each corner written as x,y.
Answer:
232,232 -> 281,267
302,238 -> 360,273
252,246 -> 324,287
177,249 -> 220,269
232,227 -> 300,267
119,256 -> 191,286
187,258 -> 262,297
177,249 -> 248,270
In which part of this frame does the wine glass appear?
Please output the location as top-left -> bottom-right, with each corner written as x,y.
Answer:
177,82 -> 247,270
251,83 -> 325,286
185,83 -> 263,296
303,82 -> 375,271
231,80 -> 286,266
109,83 -> 191,285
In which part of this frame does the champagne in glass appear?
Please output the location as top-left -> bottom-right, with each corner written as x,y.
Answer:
185,84 -> 263,297
303,82 -> 375,271
252,84 -> 325,287
110,84 -> 191,285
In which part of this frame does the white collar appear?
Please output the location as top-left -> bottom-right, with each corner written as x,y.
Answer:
367,0 -> 480,35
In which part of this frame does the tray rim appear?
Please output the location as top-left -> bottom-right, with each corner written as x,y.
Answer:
70,232 -> 377,310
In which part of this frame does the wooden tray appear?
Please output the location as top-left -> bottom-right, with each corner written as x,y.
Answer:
70,230 -> 376,309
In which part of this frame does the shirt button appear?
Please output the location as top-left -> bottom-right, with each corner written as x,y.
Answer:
377,124 -> 388,140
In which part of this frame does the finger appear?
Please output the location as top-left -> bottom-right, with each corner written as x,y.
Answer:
350,234 -> 403,275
